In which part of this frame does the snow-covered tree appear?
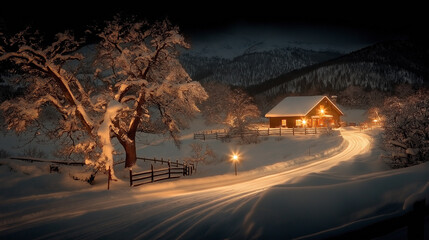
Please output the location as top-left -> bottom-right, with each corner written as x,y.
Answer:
199,81 -> 232,125
226,88 -> 260,134
184,142 -> 216,172
382,88 -> 429,168
0,17 -> 207,174
200,83 -> 260,132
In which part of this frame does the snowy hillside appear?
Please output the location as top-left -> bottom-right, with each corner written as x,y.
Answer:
180,48 -> 341,87
257,61 -> 423,98
249,39 -> 428,100
1,112 -> 429,239
178,24 -> 354,87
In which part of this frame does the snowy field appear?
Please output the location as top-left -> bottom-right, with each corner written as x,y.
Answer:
1,113 -> 429,239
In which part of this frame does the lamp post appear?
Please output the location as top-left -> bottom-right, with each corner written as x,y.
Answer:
232,154 -> 238,176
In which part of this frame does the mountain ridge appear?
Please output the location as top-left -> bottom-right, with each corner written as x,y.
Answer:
180,46 -> 342,87
247,39 -> 428,98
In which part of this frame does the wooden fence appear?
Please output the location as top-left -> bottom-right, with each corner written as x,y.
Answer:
194,127 -> 327,141
129,157 -> 194,187
9,156 -> 193,188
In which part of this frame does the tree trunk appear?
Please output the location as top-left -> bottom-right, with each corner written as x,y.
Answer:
124,140 -> 137,168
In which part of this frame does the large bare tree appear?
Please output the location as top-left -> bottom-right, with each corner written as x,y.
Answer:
0,17 -> 207,174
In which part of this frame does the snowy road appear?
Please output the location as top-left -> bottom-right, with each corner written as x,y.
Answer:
0,129 -> 372,239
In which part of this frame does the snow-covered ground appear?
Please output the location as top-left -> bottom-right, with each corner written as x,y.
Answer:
1,114 -> 429,239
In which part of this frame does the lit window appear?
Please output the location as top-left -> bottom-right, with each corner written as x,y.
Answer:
296,119 -> 302,127
281,119 -> 287,127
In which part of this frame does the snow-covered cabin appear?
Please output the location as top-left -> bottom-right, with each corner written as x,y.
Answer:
265,95 -> 343,128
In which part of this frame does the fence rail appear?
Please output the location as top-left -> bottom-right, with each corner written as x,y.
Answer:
130,158 -> 194,187
8,157 -> 85,166
194,127 -> 327,141
9,156 -> 193,188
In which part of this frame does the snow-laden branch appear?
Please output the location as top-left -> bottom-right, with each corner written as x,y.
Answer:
1,17 -> 208,170
1,30 -> 95,137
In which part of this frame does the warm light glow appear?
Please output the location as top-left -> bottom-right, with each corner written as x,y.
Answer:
319,106 -> 325,116
231,152 -> 240,176
373,119 -> 378,123
230,151 -> 241,163
302,119 -> 307,125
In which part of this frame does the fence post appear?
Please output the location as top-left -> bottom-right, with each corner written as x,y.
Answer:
176,159 -> 179,167
129,168 -> 133,187
305,127 -> 307,135
107,166 -> 111,190
315,127 -> 317,134
183,164 -> 187,176
280,127 -> 281,136
151,164 -> 154,182
168,161 -> 171,179
293,127 -> 295,136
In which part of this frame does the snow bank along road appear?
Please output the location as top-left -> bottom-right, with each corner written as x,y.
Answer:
0,128 -> 371,239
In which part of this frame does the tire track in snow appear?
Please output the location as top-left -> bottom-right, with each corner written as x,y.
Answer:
0,129 -> 372,239
132,130 -> 371,239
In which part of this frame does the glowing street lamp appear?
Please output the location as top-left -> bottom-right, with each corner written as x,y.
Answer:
232,154 -> 239,176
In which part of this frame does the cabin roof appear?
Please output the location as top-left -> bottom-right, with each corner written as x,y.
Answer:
265,95 -> 343,117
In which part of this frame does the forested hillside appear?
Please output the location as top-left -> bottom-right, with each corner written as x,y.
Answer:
248,39 -> 428,111
180,48 -> 341,87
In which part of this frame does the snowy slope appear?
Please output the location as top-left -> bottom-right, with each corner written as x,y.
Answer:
180,47 -> 341,87
1,114 -> 429,239
179,24 -> 348,87
249,39 -> 428,100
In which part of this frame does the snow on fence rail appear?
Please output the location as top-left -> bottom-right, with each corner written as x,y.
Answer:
8,157 -> 85,166
194,127 -> 328,140
129,157 -> 195,187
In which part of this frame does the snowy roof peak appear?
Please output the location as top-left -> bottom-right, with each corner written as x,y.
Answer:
265,95 -> 343,117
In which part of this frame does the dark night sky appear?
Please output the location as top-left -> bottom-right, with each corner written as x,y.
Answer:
1,1 -> 427,46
